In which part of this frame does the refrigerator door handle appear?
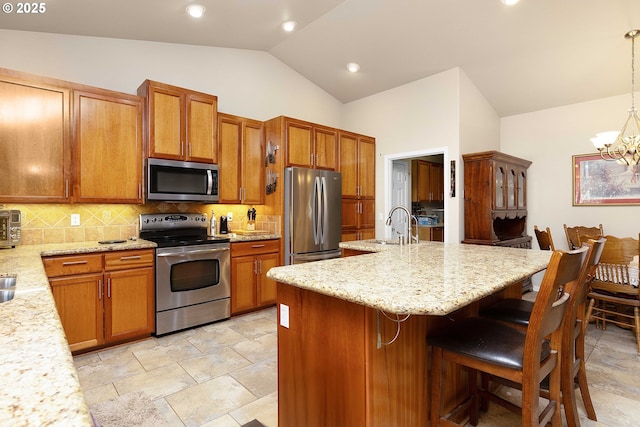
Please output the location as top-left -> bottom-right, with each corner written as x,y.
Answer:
321,176 -> 328,245
313,176 -> 321,245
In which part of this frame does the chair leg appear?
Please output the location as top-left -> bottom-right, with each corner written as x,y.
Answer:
430,346 -> 444,427
575,323 -> 597,421
586,298 -> 596,328
634,307 -> 640,353
561,358 -> 580,427
469,368 -> 479,426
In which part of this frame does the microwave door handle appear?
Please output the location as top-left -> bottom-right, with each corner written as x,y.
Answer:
206,170 -> 213,195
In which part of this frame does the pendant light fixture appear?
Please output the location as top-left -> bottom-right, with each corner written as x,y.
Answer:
591,29 -> 640,166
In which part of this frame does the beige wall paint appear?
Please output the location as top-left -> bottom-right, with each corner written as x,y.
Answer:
0,29 -> 342,126
501,91 -> 640,250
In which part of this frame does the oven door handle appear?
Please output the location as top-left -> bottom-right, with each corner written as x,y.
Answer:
157,248 -> 230,257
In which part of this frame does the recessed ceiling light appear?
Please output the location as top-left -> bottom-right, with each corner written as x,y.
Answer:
501,0 -> 520,5
347,62 -> 360,73
186,4 -> 206,18
282,21 -> 297,32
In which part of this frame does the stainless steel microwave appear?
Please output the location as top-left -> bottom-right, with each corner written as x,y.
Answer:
0,210 -> 21,248
147,158 -> 219,202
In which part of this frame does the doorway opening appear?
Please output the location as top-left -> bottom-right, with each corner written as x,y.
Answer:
384,148 -> 448,241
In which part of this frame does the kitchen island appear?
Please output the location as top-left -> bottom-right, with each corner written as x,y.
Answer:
266,240 -> 551,427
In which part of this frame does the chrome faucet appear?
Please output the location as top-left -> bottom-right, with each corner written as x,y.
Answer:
386,205 -> 419,244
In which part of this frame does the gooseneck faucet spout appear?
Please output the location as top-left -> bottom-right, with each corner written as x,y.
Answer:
386,205 -> 419,245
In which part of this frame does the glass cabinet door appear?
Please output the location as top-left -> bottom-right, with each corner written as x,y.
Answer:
517,170 -> 526,209
507,169 -> 516,209
494,164 -> 505,209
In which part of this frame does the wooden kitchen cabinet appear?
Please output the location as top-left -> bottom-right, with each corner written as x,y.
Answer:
138,80 -> 218,163
44,249 -> 155,353
418,226 -> 444,242
0,69 -> 71,203
230,239 -> 280,315
462,150 -> 532,248
73,89 -> 143,203
217,113 -> 264,204
285,118 -> 337,170
411,160 -> 443,202
0,68 -> 144,204
339,131 -> 376,241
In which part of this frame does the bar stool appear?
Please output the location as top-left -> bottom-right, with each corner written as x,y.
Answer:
480,238 -> 605,426
428,246 -> 589,427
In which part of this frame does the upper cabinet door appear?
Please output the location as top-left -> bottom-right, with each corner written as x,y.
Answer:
73,90 -> 143,203
186,92 -> 217,163
313,126 -> 337,170
0,75 -> 71,203
218,114 -> 242,203
138,80 -> 218,163
286,119 -> 313,168
146,85 -> 184,160
242,119 -> 264,205
339,132 -> 358,198
358,136 -> 375,199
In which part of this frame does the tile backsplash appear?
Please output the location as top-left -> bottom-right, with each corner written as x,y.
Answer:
3,203 -> 281,245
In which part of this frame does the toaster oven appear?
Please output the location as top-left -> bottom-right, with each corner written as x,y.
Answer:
0,210 -> 21,248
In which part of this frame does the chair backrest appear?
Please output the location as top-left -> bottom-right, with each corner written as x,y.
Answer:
524,246 -> 589,364
563,224 -> 604,250
565,237 -> 606,323
587,234 -> 640,297
534,225 -> 555,251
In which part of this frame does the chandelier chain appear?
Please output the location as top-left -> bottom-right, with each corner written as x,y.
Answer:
632,31 -> 636,111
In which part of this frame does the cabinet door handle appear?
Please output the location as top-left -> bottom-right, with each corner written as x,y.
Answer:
239,188 -> 243,200
107,277 -> 111,298
251,244 -> 266,248
254,260 -> 258,274
258,259 -> 263,274
65,180 -> 69,199
310,153 -> 314,166
98,279 -> 102,300
315,154 -> 319,165
62,260 -> 88,266
119,255 -> 142,261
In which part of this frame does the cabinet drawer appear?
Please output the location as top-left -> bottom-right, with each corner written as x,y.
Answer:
104,249 -> 155,271
43,254 -> 103,277
231,239 -> 280,257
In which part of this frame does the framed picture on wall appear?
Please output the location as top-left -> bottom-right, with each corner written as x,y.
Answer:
573,153 -> 640,205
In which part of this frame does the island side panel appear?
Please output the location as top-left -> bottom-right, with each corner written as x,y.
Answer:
277,282 -> 367,427
277,280 -> 524,427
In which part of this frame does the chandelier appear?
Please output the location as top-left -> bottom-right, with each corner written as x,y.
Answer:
590,29 -> 640,166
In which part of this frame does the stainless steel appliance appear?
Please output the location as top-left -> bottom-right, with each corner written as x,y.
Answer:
0,210 -> 21,248
146,158 -> 219,203
139,213 -> 230,335
284,167 -> 342,264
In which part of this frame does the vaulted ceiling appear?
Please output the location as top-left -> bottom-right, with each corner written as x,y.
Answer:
1,0 -> 639,117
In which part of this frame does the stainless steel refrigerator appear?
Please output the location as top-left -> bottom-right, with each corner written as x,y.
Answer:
284,167 -> 342,265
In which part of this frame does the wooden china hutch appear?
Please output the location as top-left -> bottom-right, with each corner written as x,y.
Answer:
462,151 -> 534,291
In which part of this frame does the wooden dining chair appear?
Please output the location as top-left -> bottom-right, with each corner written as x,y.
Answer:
564,224 -> 603,250
534,225 -> 555,250
584,234 -> 640,353
480,238 -> 605,426
429,246 -> 588,427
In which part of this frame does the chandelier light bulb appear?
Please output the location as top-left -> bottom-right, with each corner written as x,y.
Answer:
501,0 -> 520,5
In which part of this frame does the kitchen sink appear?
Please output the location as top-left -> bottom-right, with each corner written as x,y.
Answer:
0,275 -> 16,303
365,239 -> 400,245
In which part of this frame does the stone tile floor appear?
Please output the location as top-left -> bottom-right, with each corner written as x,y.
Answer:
74,303 -> 640,426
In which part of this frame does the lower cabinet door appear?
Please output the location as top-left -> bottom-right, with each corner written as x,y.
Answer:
104,267 -> 155,343
50,273 -> 104,352
257,253 -> 279,307
231,255 -> 258,314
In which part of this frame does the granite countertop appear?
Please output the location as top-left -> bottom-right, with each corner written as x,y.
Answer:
0,239 -> 156,426
268,241 -> 552,315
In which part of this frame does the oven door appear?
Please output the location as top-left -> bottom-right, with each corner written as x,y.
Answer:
156,243 -> 230,312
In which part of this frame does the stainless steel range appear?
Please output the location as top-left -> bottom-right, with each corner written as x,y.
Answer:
140,213 -> 230,335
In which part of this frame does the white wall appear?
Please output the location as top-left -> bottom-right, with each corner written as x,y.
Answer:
501,92 -> 640,250
0,29 -> 343,125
